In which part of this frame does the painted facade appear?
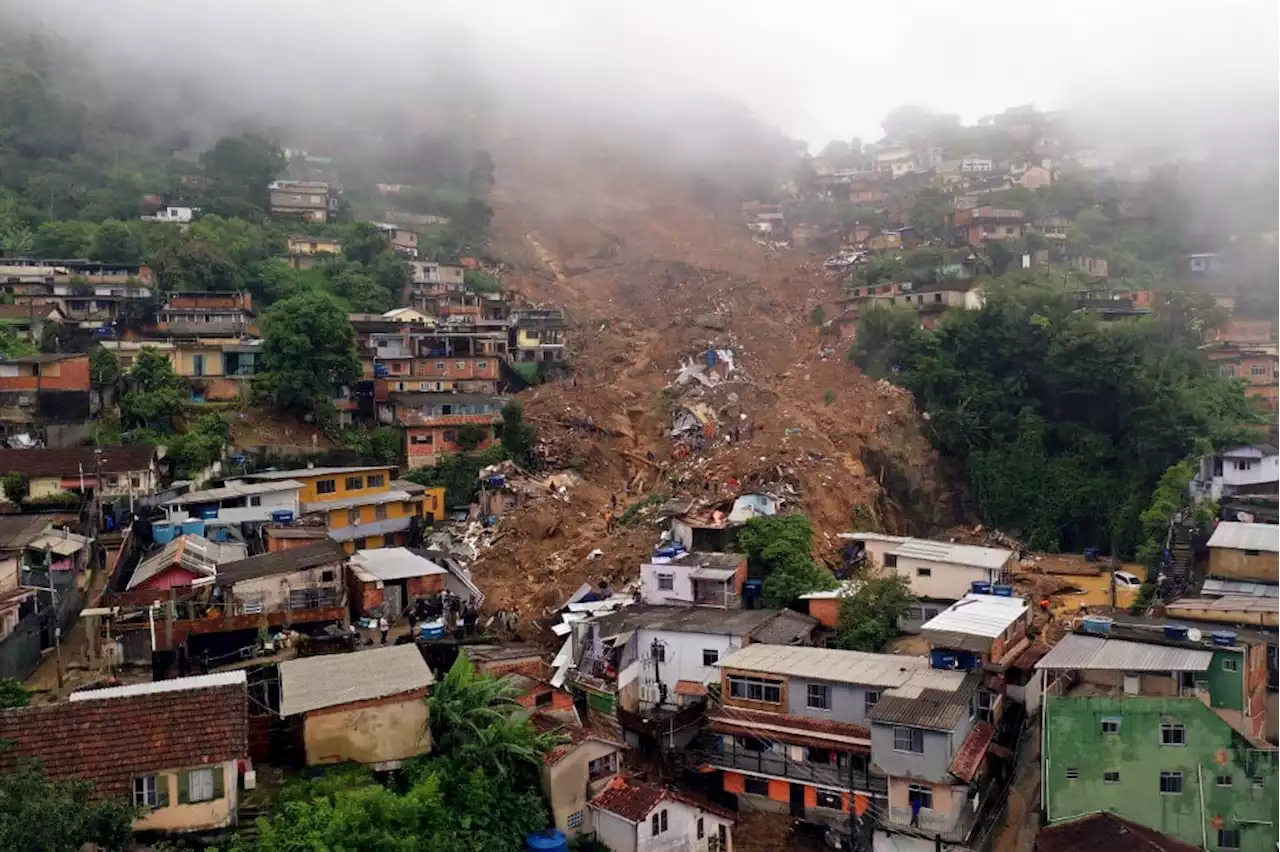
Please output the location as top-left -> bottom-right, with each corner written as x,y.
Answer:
302,690 -> 432,767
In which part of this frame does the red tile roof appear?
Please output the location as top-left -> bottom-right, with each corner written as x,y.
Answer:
1035,812 -> 1200,852
591,777 -> 667,822
950,721 -> 995,783
534,713 -> 625,767
0,446 -> 156,477
674,680 -> 708,697
0,673 -> 248,801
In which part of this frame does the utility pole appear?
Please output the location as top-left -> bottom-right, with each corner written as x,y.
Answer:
44,545 -> 63,690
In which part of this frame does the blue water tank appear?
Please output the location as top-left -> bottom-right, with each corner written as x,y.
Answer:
1164,624 -> 1190,641
971,581 -> 992,595
526,830 -> 568,852
1212,631 -> 1238,647
931,650 -> 959,670
181,519 -> 206,537
270,510 -> 295,523
1082,616 -> 1113,634
992,584 -> 1014,597
153,523 -> 176,544
199,505 -> 220,520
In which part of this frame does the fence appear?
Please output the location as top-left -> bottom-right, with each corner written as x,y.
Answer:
0,569 -> 84,681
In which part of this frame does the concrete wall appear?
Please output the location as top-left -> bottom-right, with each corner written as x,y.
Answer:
636,799 -> 732,852
167,489 -> 299,524
786,676 -> 878,726
1208,547 -> 1279,583
134,761 -> 238,833
543,739 -> 620,836
885,777 -> 970,837
230,564 -> 345,612
636,628 -> 745,710
1043,694 -> 1280,851
303,691 -> 430,766
870,723 -> 957,784
892,557 -> 1004,601
594,809 -> 638,852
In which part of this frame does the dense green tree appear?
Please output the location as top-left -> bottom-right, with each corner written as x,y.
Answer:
258,291 -> 362,419
738,514 -> 838,607
165,415 -> 230,480
834,575 -> 916,652
331,267 -> 393,313
0,759 -> 137,852
499,400 -> 537,467
89,219 -> 143,264
462,269 -> 501,294
32,221 -> 97,257
120,348 -> 185,432
199,134 -> 284,212
0,678 -> 30,708
89,345 -> 121,388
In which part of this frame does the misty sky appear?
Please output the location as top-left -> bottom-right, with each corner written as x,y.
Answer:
12,0 -> 1280,149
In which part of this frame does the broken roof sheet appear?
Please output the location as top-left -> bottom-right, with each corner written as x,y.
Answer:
590,604 -> 797,640
215,539 -> 347,586
1207,522 -> 1278,553
127,535 -> 246,590
278,644 -> 434,716
1034,633 -> 1213,672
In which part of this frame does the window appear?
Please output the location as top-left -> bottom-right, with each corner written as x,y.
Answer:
865,690 -> 881,714
131,476 -> 142,489
1161,722 -> 1187,746
443,429 -> 457,442
907,784 -> 933,811
934,293 -> 943,303
657,573 -> 674,591
1159,771 -> 1184,794
806,747 -> 833,764
316,479 -> 336,495
653,644 -> 666,662
697,817 -> 705,839
976,689 -> 994,722
1101,717 -> 1121,734
348,507 -> 361,525
477,360 -> 488,370
354,537 -> 367,550
567,811 -> 585,829
884,554 -> 898,568
535,690 -> 554,708
816,789 -> 844,809
1217,829 -> 1240,849
1223,658 -> 1239,673
375,504 -> 388,521
133,775 -> 164,808
1103,771 -> 1120,784
186,768 -> 216,802
893,727 -> 924,753
1215,774 -> 1233,788
923,607 -> 941,619
651,809 -> 669,836
728,675 -> 783,704
807,684 -> 831,710
1065,767 -> 1079,780
1235,460 -> 1254,471
435,361 -> 446,371
703,649 -> 719,667
346,476 -> 364,491
107,475 -> 120,487
456,360 -> 466,371
368,474 -> 386,488
916,567 -> 933,577
1251,364 -> 1269,377
588,753 -> 618,781
321,570 -> 335,583
1220,365 -> 1238,378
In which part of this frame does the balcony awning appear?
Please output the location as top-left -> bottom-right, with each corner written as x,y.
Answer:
688,567 -> 738,581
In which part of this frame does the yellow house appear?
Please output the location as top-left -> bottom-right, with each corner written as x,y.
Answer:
287,235 -> 343,269
243,465 -> 435,553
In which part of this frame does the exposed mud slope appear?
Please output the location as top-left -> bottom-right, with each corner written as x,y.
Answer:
473,131 -> 957,617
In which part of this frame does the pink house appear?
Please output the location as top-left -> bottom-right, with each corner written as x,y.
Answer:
126,535 -> 247,592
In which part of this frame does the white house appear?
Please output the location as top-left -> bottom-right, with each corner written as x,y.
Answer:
590,777 -> 734,852
639,552 -> 747,608
163,479 -> 303,525
1191,444 -> 1279,500
141,206 -> 197,224
960,157 -> 994,174
886,538 -> 1013,602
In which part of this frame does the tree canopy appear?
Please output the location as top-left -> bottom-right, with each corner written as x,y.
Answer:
738,514 -> 838,607
258,291 -> 363,422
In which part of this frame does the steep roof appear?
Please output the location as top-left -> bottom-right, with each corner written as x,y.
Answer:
278,645 -> 434,716
215,539 -> 347,586
0,515 -> 56,551
0,445 -> 156,477
0,672 -> 247,800
127,535 -> 246,590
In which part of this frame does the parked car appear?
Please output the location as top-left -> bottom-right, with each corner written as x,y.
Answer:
1112,570 -> 1142,588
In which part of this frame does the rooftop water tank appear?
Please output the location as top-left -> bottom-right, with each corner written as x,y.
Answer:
971,581 -> 992,595
1212,631 -> 1238,647
1081,616 -> 1113,634
992,584 -> 1014,597
1164,624 -> 1190,641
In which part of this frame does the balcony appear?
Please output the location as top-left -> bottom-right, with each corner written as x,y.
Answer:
702,739 -> 887,796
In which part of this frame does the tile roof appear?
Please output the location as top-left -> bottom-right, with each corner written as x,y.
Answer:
0,672 -> 247,801
864,671 -> 980,731
534,714 -> 625,767
674,680 -> 708,697
0,515 -> 56,550
590,778 -> 669,823
278,645 -> 434,716
949,720 -> 995,782
1207,521 -> 1278,553
1035,812 -> 1201,852
1034,634 -> 1213,673
0,445 -> 156,477
717,644 -> 934,688
215,539 -> 347,585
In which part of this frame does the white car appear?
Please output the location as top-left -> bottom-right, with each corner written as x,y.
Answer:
1112,570 -> 1143,588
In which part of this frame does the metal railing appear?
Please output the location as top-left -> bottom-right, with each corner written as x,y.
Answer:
701,739 -> 887,796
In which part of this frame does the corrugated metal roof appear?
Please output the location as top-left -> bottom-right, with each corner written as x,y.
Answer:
1167,596 -> 1277,616
1034,633 -> 1213,672
890,539 -> 1012,569
127,535 -> 246,590
1207,522 -> 1278,553
349,547 -> 447,582
328,517 -> 412,542
838,532 -> 910,544
1201,578 -> 1278,598
920,594 -> 1028,639
246,465 -> 393,481
717,644 -> 932,687
69,671 -> 246,701
165,479 -> 303,505
799,581 -> 861,600
278,645 -> 434,716
303,489 -> 413,513
687,566 -> 738,581
863,671 -> 979,731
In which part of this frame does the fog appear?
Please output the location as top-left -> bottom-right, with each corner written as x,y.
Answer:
9,0 -> 1278,156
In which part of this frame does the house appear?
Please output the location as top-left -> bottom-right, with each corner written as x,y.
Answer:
126,534 -> 247,591
264,523 -> 329,553
902,281 -> 986,329
278,644 -> 434,768
0,303 -> 56,342
156,291 -> 256,338
372,223 -> 420,257
0,352 -> 92,423
163,479 -> 303,526
960,157 -> 994,174
464,643 -> 549,678
142,205 -> 197,224
568,605 -> 817,732
1069,255 -> 1109,278
1202,327 -> 1278,411
535,714 -> 628,837
348,547 -> 482,620
0,445 -> 159,503
511,308 -> 568,364
286,235 -> 343,268
919,593 -> 1031,671
1016,165 -> 1053,190
1072,289 -> 1155,320
103,339 -> 265,401
407,261 -> 466,289
1191,445 -> 1279,501
949,208 -> 1026,246
1037,627 -> 1278,851
211,539 -> 347,629
1206,522 -> 1279,584
590,777 -> 735,852
268,180 -> 336,223
865,231 -> 902,252
394,393 -> 506,469
1030,217 -> 1069,241
664,495 -> 779,552
798,583 -> 859,629
1035,812 -> 1201,852
0,672 -> 248,834
0,257 -> 155,287
639,551 -> 748,608
0,515 -> 81,640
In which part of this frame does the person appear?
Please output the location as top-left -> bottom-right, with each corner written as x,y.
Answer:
597,579 -> 614,599
407,607 -> 418,632
378,614 -> 389,645
462,599 -> 478,636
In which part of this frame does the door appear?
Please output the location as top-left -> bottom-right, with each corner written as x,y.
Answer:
383,584 -> 403,621
789,782 -> 806,817
192,354 -> 205,376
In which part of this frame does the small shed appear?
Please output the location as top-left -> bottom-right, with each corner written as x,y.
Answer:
278,644 -> 434,768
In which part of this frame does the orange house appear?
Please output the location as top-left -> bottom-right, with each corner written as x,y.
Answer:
0,353 -> 91,392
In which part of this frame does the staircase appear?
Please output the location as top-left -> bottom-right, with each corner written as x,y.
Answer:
1170,523 -> 1194,580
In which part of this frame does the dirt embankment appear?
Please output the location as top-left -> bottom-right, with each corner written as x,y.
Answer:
471,133 -> 959,620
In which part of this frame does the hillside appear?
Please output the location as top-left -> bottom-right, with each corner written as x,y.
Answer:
467,130 -> 956,616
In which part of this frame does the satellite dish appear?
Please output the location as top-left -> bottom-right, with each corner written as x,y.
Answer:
1187,628 -> 1203,642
